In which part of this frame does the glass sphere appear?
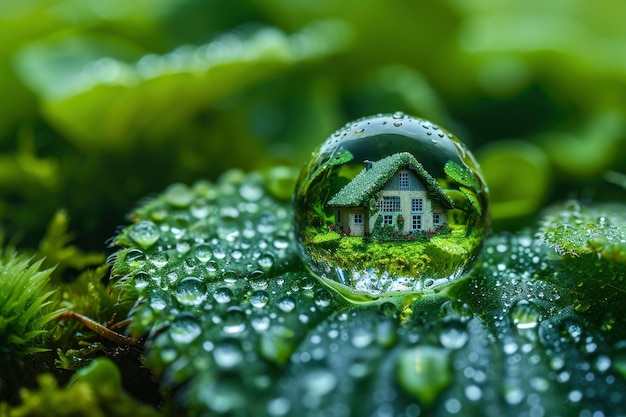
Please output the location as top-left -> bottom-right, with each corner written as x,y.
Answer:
293,112 -> 489,299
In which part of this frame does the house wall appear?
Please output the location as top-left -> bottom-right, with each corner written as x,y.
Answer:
335,208 -> 367,236
371,189 -> 448,234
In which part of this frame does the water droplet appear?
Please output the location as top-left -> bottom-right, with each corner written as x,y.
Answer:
277,296 -> 296,312
221,270 -> 239,284
293,113 -> 489,299
213,340 -> 243,369
213,245 -> 226,260
170,313 -> 202,344
300,276 -> 315,290
151,250 -> 169,267
195,244 -> 212,262
439,322 -> 469,350
303,369 -> 337,397
129,221 -> 160,249
439,300 -> 473,322
257,253 -> 274,271
125,248 -> 145,263
175,277 -> 207,306
239,183 -> 264,201
190,199 -> 210,218
150,293 -> 168,311
250,290 -> 269,308
133,271 -> 150,290
396,346 -> 452,406
313,288 -> 332,308
511,300 -> 542,336
351,328 -> 374,348
164,183 -> 194,207
213,287 -> 233,304
267,397 -> 291,416
251,315 -> 270,332
223,307 -> 246,335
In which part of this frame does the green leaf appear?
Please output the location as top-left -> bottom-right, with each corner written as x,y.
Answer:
107,171 -> 626,416
14,20 -> 353,150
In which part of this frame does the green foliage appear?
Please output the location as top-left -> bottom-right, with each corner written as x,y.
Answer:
2,358 -> 162,417
101,172 -> 626,416
2,1 -> 626,415
0,249 -> 60,395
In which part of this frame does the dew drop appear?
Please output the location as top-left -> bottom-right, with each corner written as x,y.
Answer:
213,287 -> 233,304
267,397 -> 291,416
170,314 -> 202,344
250,290 -> 270,308
439,322 -> 469,350
164,183 -> 194,207
194,244 -> 212,262
150,250 -> 169,267
510,300 -> 542,338
251,315 -> 270,332
175,277 -> 207,306
133,271 -> 150,290
313,288 -> 332,308
277,296 -> 296,312
125,248 -> 145,263
293,113 -> 489,299
239,183 -> 264,201
351,328 -> 374,349
213,340 -> 243,369
129,221 -> 160,249
257,253 -> 274,271
223,307 -> 246,335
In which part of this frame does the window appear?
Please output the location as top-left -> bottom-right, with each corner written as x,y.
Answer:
336,210 -> 341,223
411,198 -> 423,213
378,196 -> 401,212
399,171 -> 409,189
412,215 -> 422,231
433,212 -> 442,225
383,215 -> 394,225
353,213 -> 364,224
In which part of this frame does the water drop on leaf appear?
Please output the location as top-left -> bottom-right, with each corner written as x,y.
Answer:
293,113 -> 489,299
175,277 -> 207,306
396,345 -> 452,406
129,221 -> 160,249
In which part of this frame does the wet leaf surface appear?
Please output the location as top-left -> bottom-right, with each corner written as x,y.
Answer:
110,171 -> 626,417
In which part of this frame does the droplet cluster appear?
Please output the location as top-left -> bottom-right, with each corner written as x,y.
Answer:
110,171 -> 340,414
293,112 -> 489,299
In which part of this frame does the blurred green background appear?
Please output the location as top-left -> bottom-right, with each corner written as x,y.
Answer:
1,0 -> 625,250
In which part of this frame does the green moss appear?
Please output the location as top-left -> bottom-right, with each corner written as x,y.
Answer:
0,248 -> 61,395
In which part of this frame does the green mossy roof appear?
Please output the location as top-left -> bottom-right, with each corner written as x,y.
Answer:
327,152 -> 454,209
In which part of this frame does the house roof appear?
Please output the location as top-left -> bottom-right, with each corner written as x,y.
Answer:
327,152 -> 454,209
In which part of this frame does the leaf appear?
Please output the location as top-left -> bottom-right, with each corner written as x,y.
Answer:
538,200 -> 626,262
14,20 -> 353,150
107,171 -> 626,416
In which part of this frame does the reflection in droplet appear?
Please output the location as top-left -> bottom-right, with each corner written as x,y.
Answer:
129,221 -> 160,249
213,287 -> 233,304
277,296 -> 296,312
151,250 -> 169,267
133,271 -> 150,290
250,290 -> 270,308
195,244 -> 212,262
175,277 -> 207,306
313,288 -> 332,308
170,314 -> 202,344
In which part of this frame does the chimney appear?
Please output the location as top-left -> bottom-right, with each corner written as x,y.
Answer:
364,160 -> 373,170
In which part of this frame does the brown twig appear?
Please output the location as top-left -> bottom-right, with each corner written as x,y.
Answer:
57,311 -> 141,346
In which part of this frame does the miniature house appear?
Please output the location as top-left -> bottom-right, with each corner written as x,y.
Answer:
327,152 -> 454,236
